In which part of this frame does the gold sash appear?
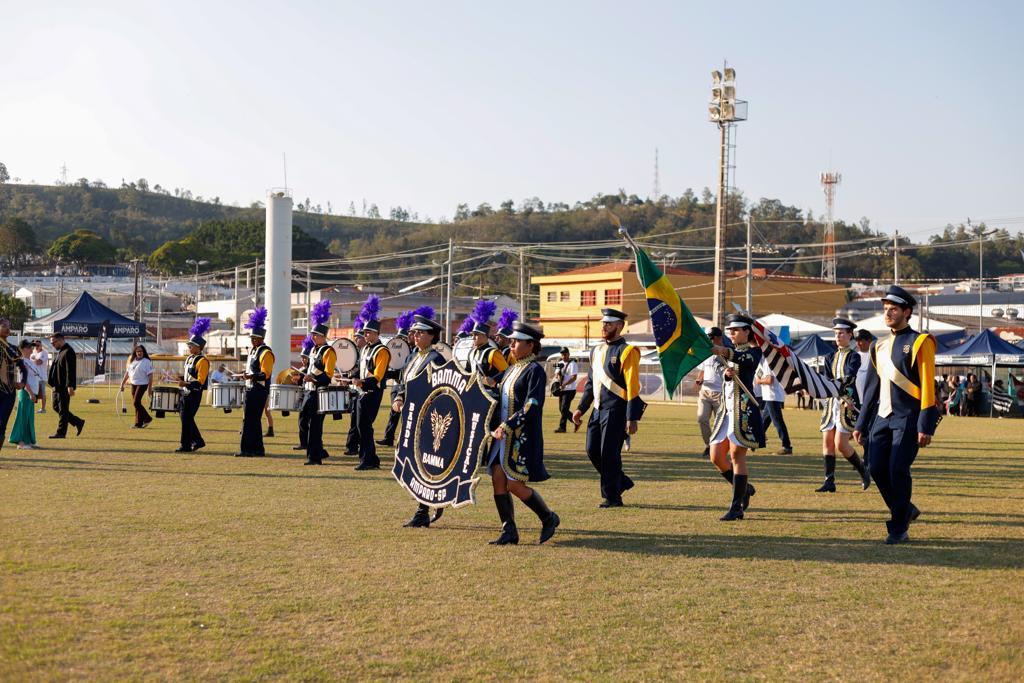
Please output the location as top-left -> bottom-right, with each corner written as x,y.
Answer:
590,343 -> 631,406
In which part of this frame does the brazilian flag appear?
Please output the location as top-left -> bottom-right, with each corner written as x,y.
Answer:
634,246 -> 712,397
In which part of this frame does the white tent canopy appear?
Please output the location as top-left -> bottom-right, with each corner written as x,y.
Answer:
756,313 -> 830,339
854,314 -> 964,336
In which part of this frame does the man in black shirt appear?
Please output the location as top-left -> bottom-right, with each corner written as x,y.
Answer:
47,333 -> 85,438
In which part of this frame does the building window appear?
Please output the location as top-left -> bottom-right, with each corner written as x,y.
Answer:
547,291 -> 557,302
604,289 -> 622,305
581,290 -> 596,306
559,291 -> 570,302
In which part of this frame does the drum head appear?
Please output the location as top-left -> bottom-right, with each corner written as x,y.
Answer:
386,337 -> 411,370
453,337 -> 475,365
434,341 -> 453,362
331,338 -> 359,373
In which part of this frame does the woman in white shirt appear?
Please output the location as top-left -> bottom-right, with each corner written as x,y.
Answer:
120,345 -> 155,428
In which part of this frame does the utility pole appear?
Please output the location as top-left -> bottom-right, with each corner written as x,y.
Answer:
156,276 -> 163,346
745,216 -> 753,314
444,238 -> 454,342
893,230 -> 900,284
131,258 -> 142,345
233,266 -> 241,361
973,218 -> 983,334
254,258 -> 260,307
519,247 -> 525,319
306,264 -> 312,327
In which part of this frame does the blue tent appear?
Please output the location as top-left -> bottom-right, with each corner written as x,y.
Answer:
23,291 -> 145,337
792,334 -> 834,360
935,329 -> 1024,366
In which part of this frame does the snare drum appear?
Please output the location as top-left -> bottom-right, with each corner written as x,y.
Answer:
269,383 -> 305,416
150,386 -> 182,418
317,385 -> 353,414
211,382 -> 246,413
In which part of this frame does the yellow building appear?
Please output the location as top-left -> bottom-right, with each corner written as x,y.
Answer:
532,261 -> 849,340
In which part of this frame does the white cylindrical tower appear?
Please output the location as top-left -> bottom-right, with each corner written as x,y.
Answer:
265,191 -> 293,376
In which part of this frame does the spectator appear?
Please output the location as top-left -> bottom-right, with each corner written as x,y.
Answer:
946,375 -> 961,415
9,341 -> 37,449
965,373 -> 982,417
119,344 -> 154,428
756,357 -> 792,455
209,364 -> 230,384
31,340 -> 49,413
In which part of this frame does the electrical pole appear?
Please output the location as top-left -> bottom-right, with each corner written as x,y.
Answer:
233,266 -> 241,361
745,216 -> 753,314
974,218 -> 984,334
519,247 -> 525,319
444,238 -> 454,342
156,276 -> 163,346
306,264 -> 312,327
893,230 -> 900,284
254,258 -> 260,307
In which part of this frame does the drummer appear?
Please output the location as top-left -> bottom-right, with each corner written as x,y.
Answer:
469,319 -> 508,385
237,307 -> 275,457
396,315 -> 450,528
292,335 -> 315,452
378,315 -> 413,449
347,318 -> 391,471
176,318 -> 211,453
302,301 -> 336,465
343,326 -> 366,457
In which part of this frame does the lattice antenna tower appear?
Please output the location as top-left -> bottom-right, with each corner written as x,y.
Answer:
652,147 -> 661,202
820,171 -> 841,283
60,162 -> 68,185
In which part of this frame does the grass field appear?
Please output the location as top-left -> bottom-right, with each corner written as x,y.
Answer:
2,387 -> 1022,681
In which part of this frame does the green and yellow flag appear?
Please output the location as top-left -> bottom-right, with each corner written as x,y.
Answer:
633,246 -> 712,397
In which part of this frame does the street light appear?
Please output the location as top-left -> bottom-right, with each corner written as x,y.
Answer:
972,221 -> 999,334
708,64 -> 748,327
186,259 -> 209,311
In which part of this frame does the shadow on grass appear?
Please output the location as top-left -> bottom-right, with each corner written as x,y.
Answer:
0,457 -> 378,481
553,528 -> 1024,569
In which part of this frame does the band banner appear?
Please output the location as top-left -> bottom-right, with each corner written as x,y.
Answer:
392,359 -> 497,508
94,319 -> 111,381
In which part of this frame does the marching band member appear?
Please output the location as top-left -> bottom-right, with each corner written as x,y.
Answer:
302,301 -> 336,465
395,314 -> 449,528
816,318 -> 871,491
349,296 -> 391,471
493,307 -> 518,363
706,314 -> 765,521
469,318 -> 508,384
176,318 -> 211,453
377,311 -> 414,449
237,307 -> 275,457
343,326 -> 366,456
571,308 -> 643,508
292,335 -> 315,452
487,321 -> 560,545
853,286 -> 937,544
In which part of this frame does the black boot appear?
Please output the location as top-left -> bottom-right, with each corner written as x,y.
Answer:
430,507 -> 445,524
848,452 -> 871,490
523,490 -> 560,544
816,455 -> 837,492
488,493 -> 519,545
720,474 -> 746,520
404,504 -> 431,528
721,469 -> 754,510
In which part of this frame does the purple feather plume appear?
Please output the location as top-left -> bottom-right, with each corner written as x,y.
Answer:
310,299 -> 332,327
412,305 -> 435,321
359,294 -> 381,323
470,299 -> 497,324
353,313 -> 366,331
457,317 -> 475,334
497,307 -> 518,329
190,317 -> 212,337
395,309 -> 415,332
300,334 -> 315,354
243,305 -> 268,330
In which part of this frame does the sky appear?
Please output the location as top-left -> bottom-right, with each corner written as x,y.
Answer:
2,0 -> 1022,240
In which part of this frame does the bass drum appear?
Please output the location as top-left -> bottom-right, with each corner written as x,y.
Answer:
434,341 -> 453,363
386,336 -> 411,370
452,337 -> 475,370
331,338 -> 359,374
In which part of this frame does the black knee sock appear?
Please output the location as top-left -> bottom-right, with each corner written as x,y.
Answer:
721,469 -> 734,484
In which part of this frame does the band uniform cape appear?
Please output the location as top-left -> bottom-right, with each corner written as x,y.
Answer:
710,343 -> 767,449
820,345 -> 861,432
491,354 -> 550,483
855,326 -> 940,437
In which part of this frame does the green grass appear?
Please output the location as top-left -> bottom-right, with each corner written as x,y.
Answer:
1,387 -> 1022,681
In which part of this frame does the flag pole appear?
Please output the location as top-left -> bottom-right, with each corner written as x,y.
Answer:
607,210 -> 640,253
